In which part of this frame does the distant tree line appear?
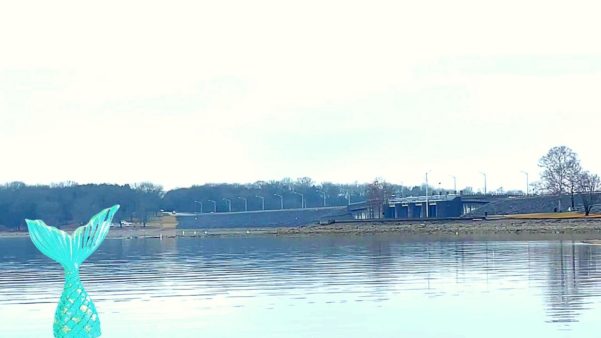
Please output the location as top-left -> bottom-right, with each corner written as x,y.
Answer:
163,177 -> 393,213
0,177 -> 447,230
0,181 -> 162,230
9,156 -> 591,230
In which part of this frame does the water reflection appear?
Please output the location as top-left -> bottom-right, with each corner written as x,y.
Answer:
2,236 -> 601,337
544,241 -> 601,326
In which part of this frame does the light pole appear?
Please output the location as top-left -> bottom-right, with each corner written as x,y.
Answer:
256,195 -> 265,210
452,176 -> 457,195
223,198 -> 232,212
291,191 -> 304,208
238,197 -> 248,211
480,172 -> 487,195
193,200 -> 203,213
425,171 -> 430,218
521,171 -> 529,196
319,191 -> 326,207
207,199 -> 216,213
274,194 -> 284,209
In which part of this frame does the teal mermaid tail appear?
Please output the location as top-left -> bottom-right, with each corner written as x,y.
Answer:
27,205 -> 119,338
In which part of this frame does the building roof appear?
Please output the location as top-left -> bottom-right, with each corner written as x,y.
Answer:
388,194 -> 460,205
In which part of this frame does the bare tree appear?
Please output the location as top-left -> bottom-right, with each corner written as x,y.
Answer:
538,146 -> 581,211
578,171 -> 600,216
133,182 -> 164,226
366,178 -> 392,218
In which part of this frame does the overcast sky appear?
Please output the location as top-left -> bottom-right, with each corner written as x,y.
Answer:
1,0 -> 601,192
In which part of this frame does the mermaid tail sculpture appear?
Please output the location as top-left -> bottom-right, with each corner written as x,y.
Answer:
26,205 -> 119,338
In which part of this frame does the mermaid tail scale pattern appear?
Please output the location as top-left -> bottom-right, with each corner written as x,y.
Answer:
27,205 -> 119,338
54,268 -> 101,336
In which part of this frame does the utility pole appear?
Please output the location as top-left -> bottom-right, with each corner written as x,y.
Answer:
291,191 -> 304,208
480,172 -> 487,195
238,197 -> 248,211
319,191 -> 326,207
521,171 -> 529,196
452,176 -> 457,194
425,171 -> 429,218
256,195 -> 265,210
207,200 -> 216,213
193,200 -> 203,213
274,194 -> 284,209
223,198 -> 232,212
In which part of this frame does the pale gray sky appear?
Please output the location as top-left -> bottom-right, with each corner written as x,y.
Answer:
1,0 -> 600,192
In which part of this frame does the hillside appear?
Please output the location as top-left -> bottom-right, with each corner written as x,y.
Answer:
465,194 -> 600,217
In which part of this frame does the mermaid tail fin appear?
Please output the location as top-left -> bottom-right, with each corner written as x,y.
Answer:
26,205 -> 120,267
26,206 -> 119,338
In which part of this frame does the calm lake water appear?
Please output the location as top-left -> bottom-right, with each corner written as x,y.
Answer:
2,235 -> 601,337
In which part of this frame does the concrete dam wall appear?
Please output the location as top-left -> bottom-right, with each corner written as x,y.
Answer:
176,206 -> 352,229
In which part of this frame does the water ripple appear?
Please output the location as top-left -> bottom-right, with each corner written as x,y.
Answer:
2,236 -> 601,337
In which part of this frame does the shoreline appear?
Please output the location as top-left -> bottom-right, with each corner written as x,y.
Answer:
3,218 -> 601,240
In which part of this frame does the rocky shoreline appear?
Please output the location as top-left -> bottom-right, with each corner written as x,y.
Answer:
282,218 -> 601,235
3,218 -> 601,240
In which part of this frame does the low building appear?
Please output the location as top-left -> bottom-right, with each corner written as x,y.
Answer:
347,194 -> 489,219
385,195 -> 463,218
